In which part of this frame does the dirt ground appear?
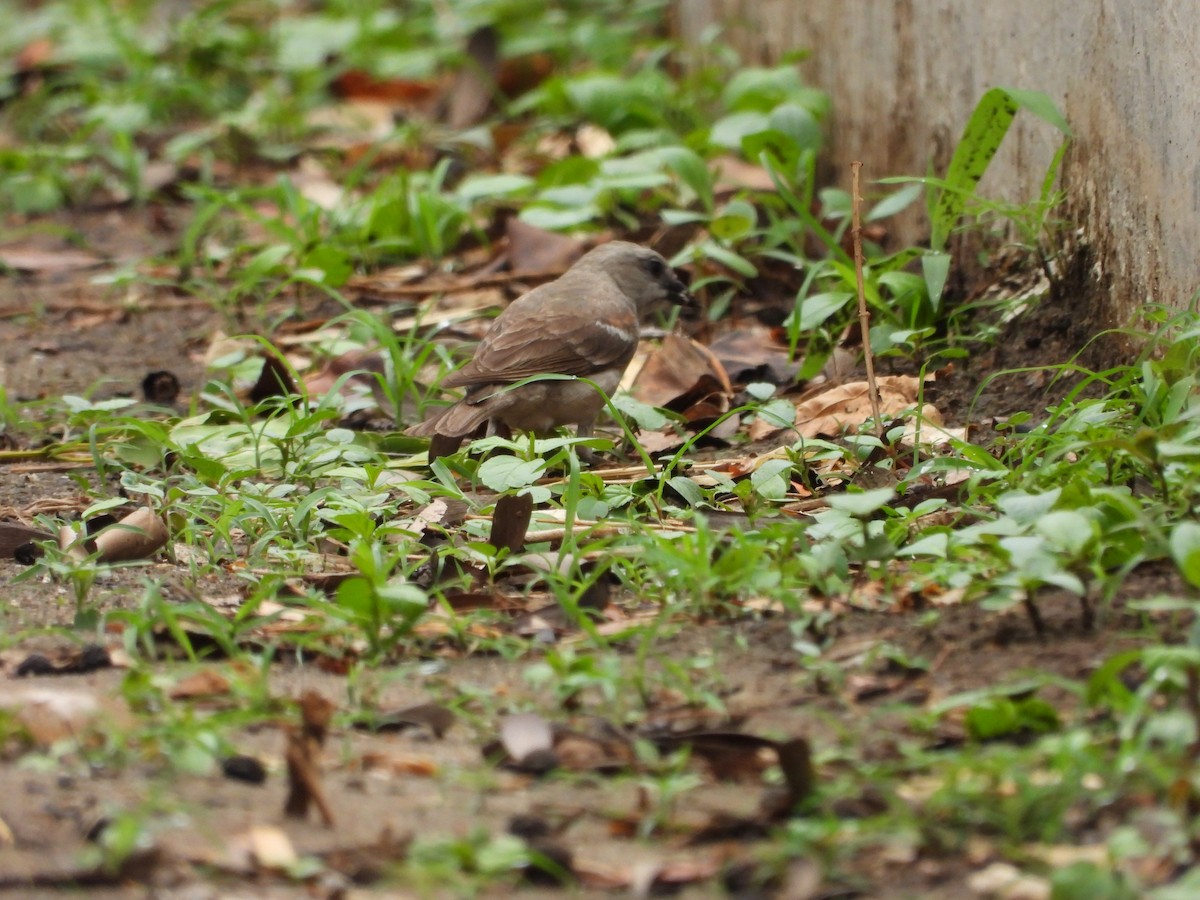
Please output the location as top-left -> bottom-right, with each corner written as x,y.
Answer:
0,214 -> 1173,898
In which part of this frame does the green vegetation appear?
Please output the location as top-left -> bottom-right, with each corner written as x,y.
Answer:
0,0 -> 1197,896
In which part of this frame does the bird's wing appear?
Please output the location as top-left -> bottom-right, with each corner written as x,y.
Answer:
442,295 -> 638,389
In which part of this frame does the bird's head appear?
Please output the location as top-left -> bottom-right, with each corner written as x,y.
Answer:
577,241 -> 695,312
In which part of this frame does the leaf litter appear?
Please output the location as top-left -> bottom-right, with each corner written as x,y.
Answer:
0,3 -> 1190,897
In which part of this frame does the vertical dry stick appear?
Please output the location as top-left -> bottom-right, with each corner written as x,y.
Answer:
850,161 -> 884,438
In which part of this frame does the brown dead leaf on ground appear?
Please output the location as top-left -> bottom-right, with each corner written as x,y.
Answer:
0,246 -> 106,274
0,685 -> 131,746
708,325 -> 800,386
168,668 -> 232,701
505,218 -> 586,272
329,69 -> 442,109
631,333 -> 733,415
447,26 -> 500,129
750,374 -> 932,441
711,155 -> 778,194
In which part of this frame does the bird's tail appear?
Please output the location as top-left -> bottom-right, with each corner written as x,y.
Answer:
405,399 -> 493,438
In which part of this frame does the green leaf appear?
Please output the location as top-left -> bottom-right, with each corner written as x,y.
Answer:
518,204 -> 600,231
722,65 -> 806,111
897,532 -> 948,558
667,476 -> 706,508
456,173 -> 535,201
709,199 -> 757,242
654,146 -> 714,210
866,183 -> 922,222
1035,510 -> 1097,557
996,488 -> 1061,525
828,487 -> 895,517
750,458 -> 793,500
930,87 -> 1069,250
612,394 -> 670,430
1050,862 -> 1136,900
1170,522 -> 1200,589
477,456 -> 547,492
920,252 -> 951,313
793,291 -> 853,330
697,240 -> 758,277
710,111 -> 770,150
301,245 -> 352,287
768,103 -> 821,152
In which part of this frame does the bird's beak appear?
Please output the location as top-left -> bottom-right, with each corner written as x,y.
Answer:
667,274 -> 697,308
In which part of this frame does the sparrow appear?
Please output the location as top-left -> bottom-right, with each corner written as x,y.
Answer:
408,241 -> 693,456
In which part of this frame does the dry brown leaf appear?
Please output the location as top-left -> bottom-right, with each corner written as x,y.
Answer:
506,218 -> 586,272
330,70 -> 442,108
712,155 -> 777,193
0,246 -> 105,273
359,751 -> 440,778
708,325 -> 799,385
0,685 -> 131,746
755,375 -> 931,441
169,668 -> 232,700
447,26 -> 499,129
632,333 -> 733,410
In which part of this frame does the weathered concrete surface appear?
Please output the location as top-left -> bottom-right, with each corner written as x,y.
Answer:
677,0 -> 1198,319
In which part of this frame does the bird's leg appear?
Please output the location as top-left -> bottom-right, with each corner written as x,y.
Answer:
574,419 -> 599,467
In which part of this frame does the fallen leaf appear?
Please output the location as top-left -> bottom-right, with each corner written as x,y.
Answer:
712,155 -> 777,193
330,70 -> 441,107
709,326 -> 800,385
0,685 -> 131,746
0,246 -> 105,273
169,668 -> 232,700
632,333 -> 733,410
506,218 -> 586,272
447,25 -> 499,129
755,374 -> 930,441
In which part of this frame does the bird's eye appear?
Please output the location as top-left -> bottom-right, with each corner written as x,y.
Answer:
646,258 -> 665,277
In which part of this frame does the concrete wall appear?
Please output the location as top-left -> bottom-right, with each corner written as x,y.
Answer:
677,0 -> 1199,320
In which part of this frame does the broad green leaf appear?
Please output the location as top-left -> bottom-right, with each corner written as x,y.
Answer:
995,488 -> 1061,525
518,204 -> 600,231
866,183 -> 923,222
828,487 -> 895,517
1035,510 -> 1098,557
667,476 -> 706,508
897,532 -> 948,558
710,111 -> 770,150
768,103 -> 821,152
722,65 -> 806,111
1170,521 -> 1200,589
456,173 -> 535,201
477,456 -> 547,492
697,240 -> 758,277
793,291 -> 853,330
612,394 -> 670,430
709,199 -> 757,242
750,458 -> 793,499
